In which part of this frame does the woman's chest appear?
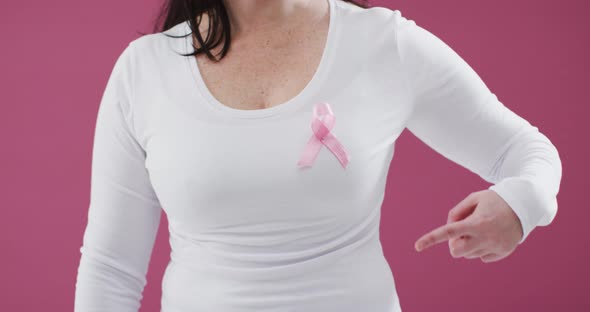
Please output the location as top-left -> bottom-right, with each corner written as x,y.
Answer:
141,100 -> 404,233
194,37 -> 326,111
135,56 -> 413,231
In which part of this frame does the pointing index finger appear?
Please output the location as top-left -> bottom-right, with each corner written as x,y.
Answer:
415,220 -> 473,252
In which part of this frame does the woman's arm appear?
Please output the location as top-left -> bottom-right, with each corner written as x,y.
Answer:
392,10 -> 563,244
74,42 -> 162,311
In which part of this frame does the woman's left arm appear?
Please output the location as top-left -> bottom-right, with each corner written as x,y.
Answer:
391,11 -> 563,257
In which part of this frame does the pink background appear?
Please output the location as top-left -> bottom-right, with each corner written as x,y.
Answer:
1,0 -> 587,311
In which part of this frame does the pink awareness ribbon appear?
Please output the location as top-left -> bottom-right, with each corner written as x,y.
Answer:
297,102 -> 350,169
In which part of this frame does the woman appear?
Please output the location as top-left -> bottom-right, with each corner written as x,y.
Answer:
74,0 -> 563,311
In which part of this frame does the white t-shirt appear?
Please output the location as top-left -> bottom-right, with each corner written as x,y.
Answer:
74,0 -> 563,311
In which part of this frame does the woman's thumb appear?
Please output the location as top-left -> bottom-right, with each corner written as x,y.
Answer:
447,191 -> 480,224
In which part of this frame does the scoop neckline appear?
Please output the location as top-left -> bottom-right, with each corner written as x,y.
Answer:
182,0 -> 340,119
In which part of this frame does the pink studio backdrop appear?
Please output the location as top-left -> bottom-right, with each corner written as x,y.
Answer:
1,0 -> 586,311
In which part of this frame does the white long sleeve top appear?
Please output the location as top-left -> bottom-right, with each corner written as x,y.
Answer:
74,0 -> 563,311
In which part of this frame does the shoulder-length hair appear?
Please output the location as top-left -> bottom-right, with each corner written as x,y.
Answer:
144,0 -> 371,61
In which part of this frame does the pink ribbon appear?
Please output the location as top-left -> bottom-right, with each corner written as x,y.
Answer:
297,102 -> 350,169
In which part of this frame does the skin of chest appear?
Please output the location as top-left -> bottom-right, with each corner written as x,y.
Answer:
192,9 -> 330,111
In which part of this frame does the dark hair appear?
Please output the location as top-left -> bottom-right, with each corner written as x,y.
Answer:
140,0 -> 371,62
